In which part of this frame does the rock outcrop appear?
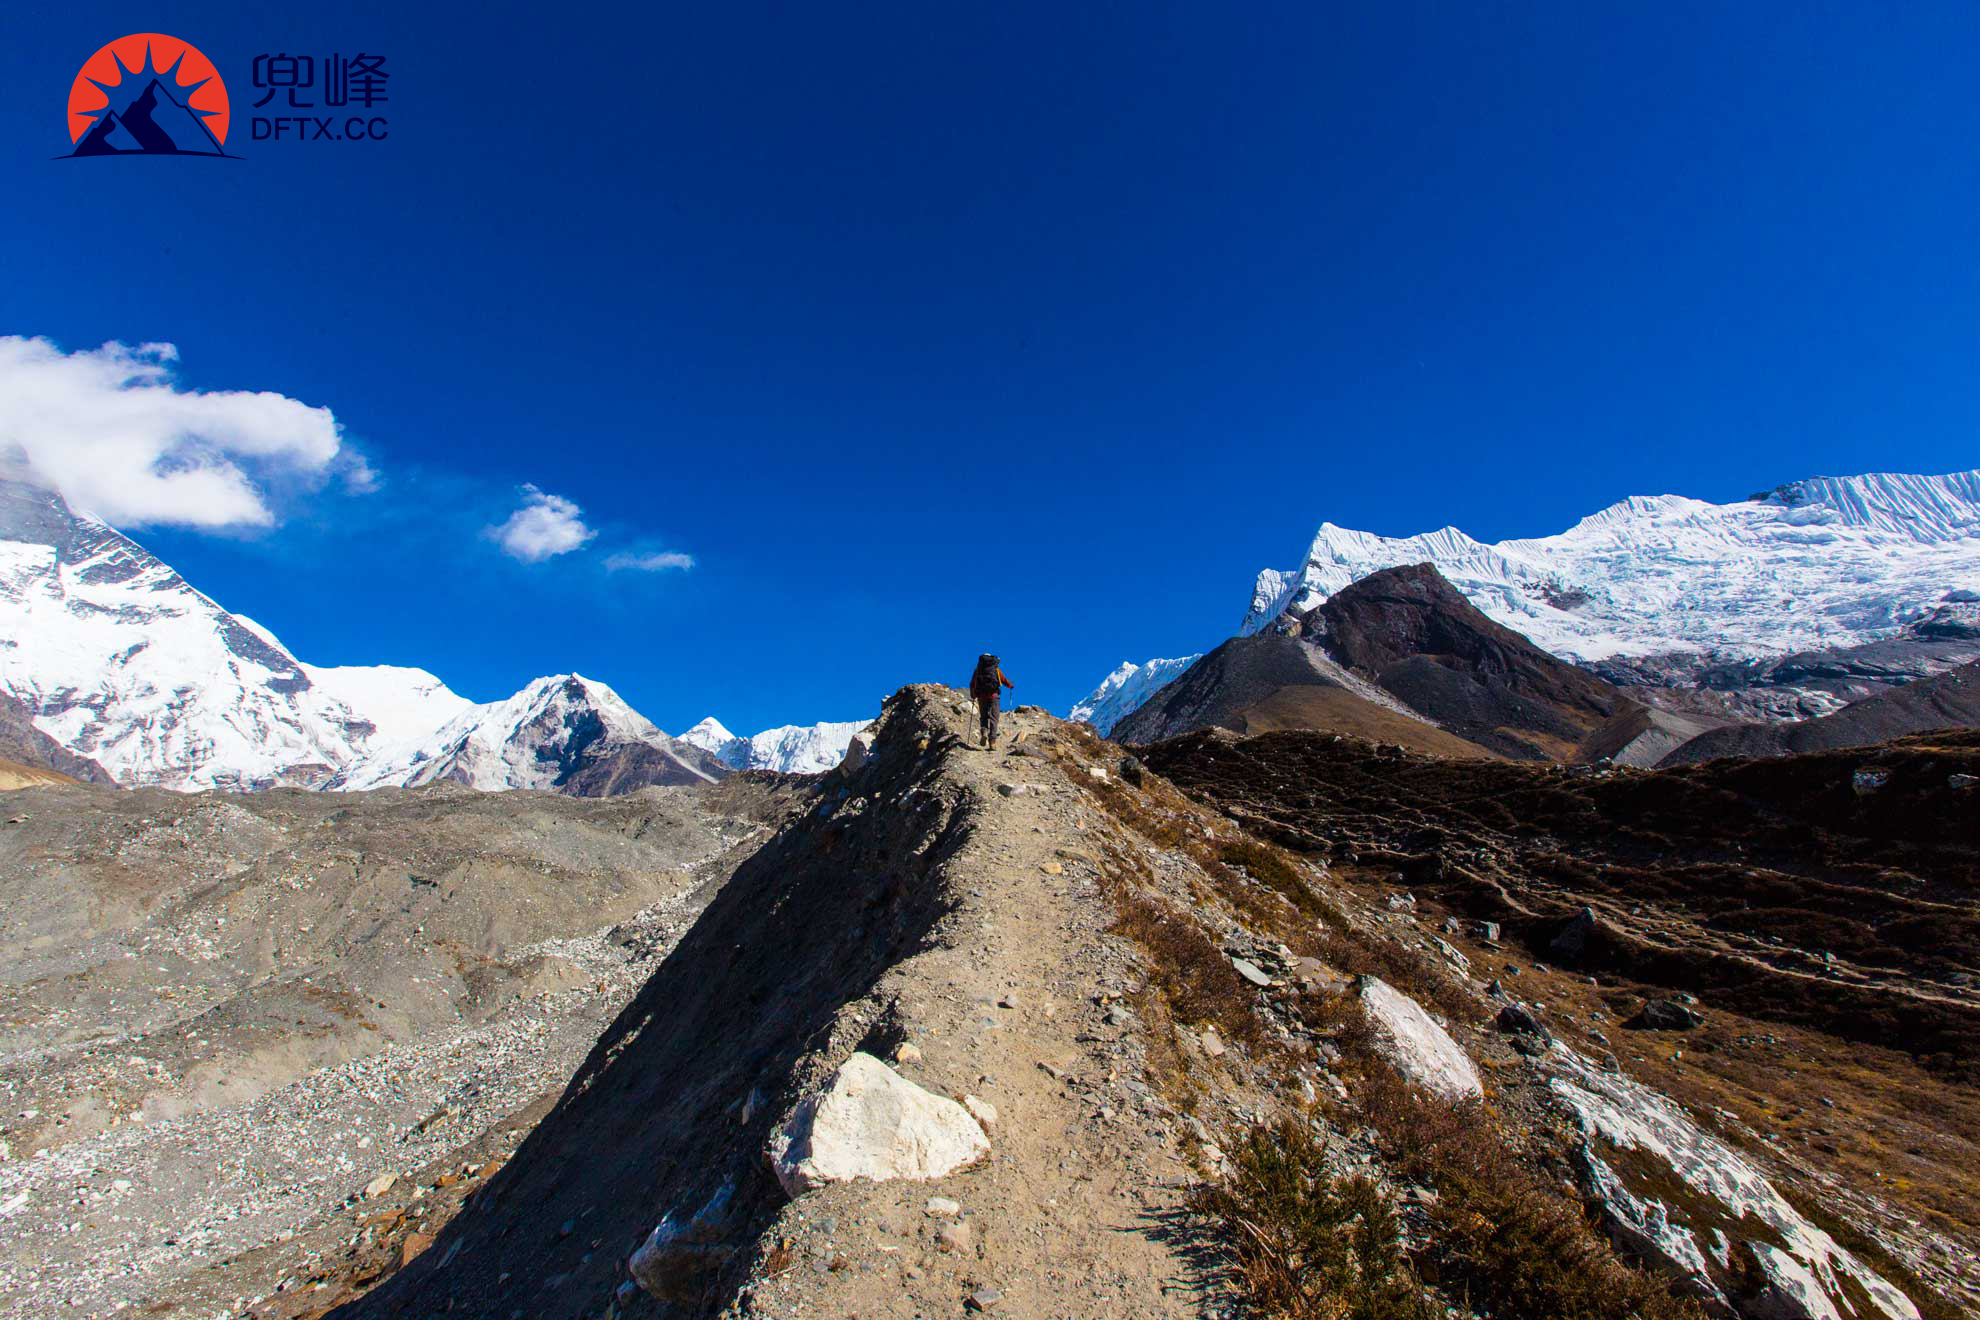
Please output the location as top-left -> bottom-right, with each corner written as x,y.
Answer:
1549,1047 -> 1921,1320
765,1052 -> 989,1196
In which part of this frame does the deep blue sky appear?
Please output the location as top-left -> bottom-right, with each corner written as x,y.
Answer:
5,3 -> 1978,732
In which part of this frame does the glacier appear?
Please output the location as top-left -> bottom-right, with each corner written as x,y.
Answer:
1240,470 -> 1980,665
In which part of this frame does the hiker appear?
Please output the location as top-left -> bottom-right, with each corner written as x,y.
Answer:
968,654 -> 1014,748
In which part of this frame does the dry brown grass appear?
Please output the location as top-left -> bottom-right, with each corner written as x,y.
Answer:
1105,877 -> 1265,1049
1190,1121 -> 1440,1320
1350,1063 -> 1708,1320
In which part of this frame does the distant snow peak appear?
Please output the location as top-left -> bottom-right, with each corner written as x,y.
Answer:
0,478 -> 465,790
679,716 -> 871,774
0,477 -> 712,795
334,673 -> 720,793
1243,469 -> 1980,665
1069,655 -> 1200,736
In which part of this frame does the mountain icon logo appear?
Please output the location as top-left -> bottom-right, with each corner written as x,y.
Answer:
64,34 -> 232,158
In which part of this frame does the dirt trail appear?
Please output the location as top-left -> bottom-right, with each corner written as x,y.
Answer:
728,694 -> 1208,1318
332,686 -> 1220,1320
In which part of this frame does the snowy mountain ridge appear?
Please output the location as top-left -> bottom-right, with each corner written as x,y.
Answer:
330,673 -> 720,792
0,479 -> 473,790
1242,469 -> 1980,665
678,716 -> 872,774
1076,469 -> 1980,737
0,477 -> 847,791
1068,656 -> 1200,736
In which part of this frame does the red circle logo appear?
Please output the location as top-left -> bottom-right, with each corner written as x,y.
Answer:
67,34 -> 230,151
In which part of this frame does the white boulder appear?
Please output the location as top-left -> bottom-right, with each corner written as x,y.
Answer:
1357,976 -> 1484,1102
766,1052 -> 989,1197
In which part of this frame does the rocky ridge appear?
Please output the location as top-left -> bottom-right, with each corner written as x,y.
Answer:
273,689 -> 1959,1320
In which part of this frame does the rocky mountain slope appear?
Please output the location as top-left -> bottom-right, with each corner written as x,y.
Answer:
0,757 -> 72,790
1660,661 -> 1980,766
1138,723 -> 1979,1317
1114,563 -> 1653,760
0,772 -> 805,1318
48,685 -> 1937,1320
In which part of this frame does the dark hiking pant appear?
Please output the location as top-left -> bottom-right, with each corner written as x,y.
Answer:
976,694 -> 1000,746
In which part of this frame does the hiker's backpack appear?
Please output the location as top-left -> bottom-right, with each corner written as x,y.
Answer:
971,655 -> 1001,698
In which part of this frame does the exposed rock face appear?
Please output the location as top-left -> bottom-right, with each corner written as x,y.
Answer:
1356,976 -> 1483,1102
766,1052 -> 990,1197
1307,563 -> 1633,760
1113,563 -> 1643,760
0,690 -> 110,783
1548,1047 -> 1921,1320
1660,660 -> 1980,766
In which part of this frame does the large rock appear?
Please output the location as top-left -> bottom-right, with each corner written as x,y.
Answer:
1357,977 -> 1483,1102
838,728 -> 876,775
629,1183 -> 735,1302
765,1053 -> 990,1197
1549,905 -> 1603,965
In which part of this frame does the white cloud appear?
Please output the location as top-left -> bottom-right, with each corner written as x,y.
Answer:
605,549 -> 695,572
0,335 -> 345,528
490,484 -> 595,562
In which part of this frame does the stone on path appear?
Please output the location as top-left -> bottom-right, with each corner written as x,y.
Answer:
765,1053 -> 989,1197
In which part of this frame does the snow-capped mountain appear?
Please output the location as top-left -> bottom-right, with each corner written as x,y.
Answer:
1078,470 -> 1980,737
1242,470 -> 1980,665
0,478 -> 468,790
679,716 -> 871,774
334,674 -> 723,792
0,476 -> 726,795
1068,656 -> 1200,736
